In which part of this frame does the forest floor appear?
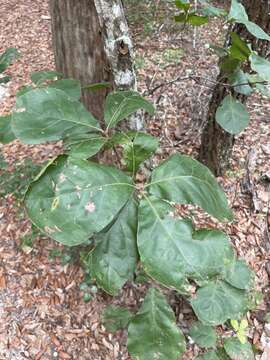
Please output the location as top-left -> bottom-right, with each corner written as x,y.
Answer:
0,0 -> 270,359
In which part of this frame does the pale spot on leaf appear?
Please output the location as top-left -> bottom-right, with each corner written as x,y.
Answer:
85,202 -> 96,213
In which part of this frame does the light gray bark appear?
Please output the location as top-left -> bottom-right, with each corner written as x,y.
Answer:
50,0 -> 144,130
94,0 -> 144,130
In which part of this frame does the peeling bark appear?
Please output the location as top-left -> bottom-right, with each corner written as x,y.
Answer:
50,0 -> 143,129
199,0 -> 270,176
94,0 -> 144,130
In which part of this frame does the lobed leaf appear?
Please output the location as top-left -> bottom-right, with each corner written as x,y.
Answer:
12,88 -> 100,144
147,154 -> 233,221
25,156 -> 134,246
104,91 -> 155,129
215,95 -> 250,134
128,288 -> 186,360
87,198 -> 138,295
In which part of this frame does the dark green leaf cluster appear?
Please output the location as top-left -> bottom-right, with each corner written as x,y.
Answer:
0,70 -> 255,359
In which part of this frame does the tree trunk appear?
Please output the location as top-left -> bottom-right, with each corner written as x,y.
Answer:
199,0 -> 270,176
50,0 -> 143,129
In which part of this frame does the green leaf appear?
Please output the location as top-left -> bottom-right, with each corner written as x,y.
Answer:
174,13 -> 187,23
243,21 -> 270,41
250,53 -> 270,82
225,259 -> 253,290
16,85 -> 34,97
66,134 -> 107,160
25,156 -> 134,246
199,1 -> 227,17
0,48 -> 20,73
103,305 -> 133,333
138,196 -> 234,291
229,32 -> 251,61
220,56 -> 240,74
83,82 -> 111,91
31,70 -> 63,85
210,45 -> 228,58
0,75 -> 11,84
228,0 -> 248,22
191,281 -> 248,325
229,70 -> 253,96
175,0 -> 190,12
87,198 -> 138,295
109,131 -> 158,174
224,338 -> 254,360
0,115 -> 16,144
187,13 -> 209,26
229,0 -> 270,40
147,154 -> 233,221
128,288 -> 186,360
255,83 -> 270,98
189,322 -> 217,348
215,95 -> 250,134
48,79 -> 81,100
216,348 -> 231,359
11,88 -> 100,144
104,91 -> 155,129
196,351 -> 219,360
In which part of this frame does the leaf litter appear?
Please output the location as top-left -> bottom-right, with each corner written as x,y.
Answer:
0,0 -> 270,359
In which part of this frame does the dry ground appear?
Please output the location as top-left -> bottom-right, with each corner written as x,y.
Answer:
0,0 -> 270,359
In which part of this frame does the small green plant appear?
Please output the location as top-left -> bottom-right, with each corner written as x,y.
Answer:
0,68 -> 257,359
230,319 -> 248,344
0,47 -> 20,84
174,0 -> 270,136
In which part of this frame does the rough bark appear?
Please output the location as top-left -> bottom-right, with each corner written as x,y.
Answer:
199,0 -> 270,176
49,0 -> 111,121
50,0 -> 143,129
93,0 -> 144,130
